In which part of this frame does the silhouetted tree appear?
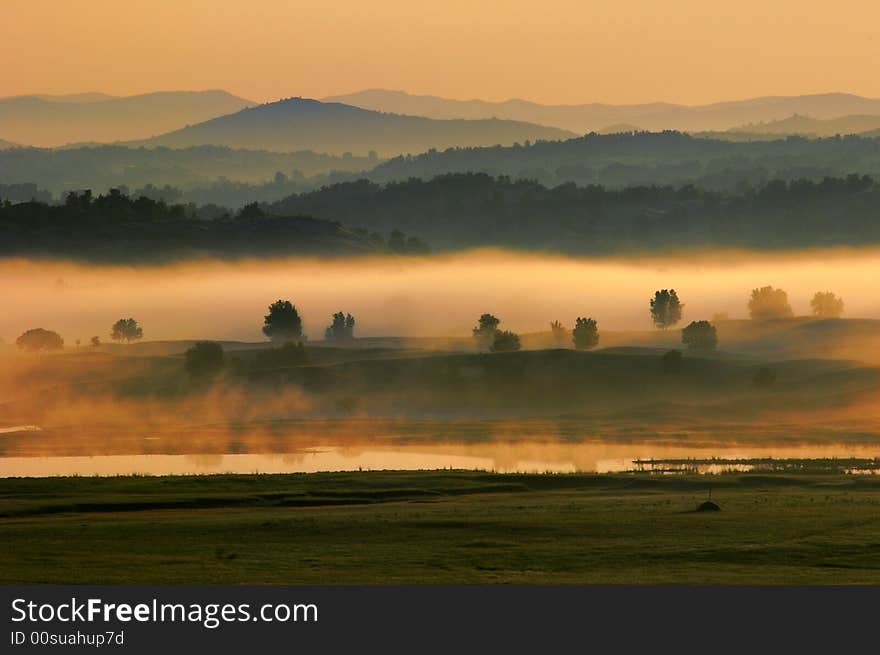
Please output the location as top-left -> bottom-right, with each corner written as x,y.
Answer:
650,289 -> 683,329
388,229 -> 406,253
681,320 -> 718,350
661,349 -> 683,374
387,229 -> 430,254
110,318 -> 143,343
810,291 -> 844,318
473,313 -> 501,350
748,286 -> 793,320
572,317 -> 599,350
550,320 -> 569,346
90,336 -> 101,347
325,312 -> 355,341
15,328 -> 64,352
237,202 -> 264,219
263,300 -> 303,342
185,342 -> 225,381
491,330 -> 521,352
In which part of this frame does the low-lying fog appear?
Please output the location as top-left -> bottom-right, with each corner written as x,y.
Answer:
2,248 -> 880,344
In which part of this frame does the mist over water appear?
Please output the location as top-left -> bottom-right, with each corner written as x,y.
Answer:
2,248 -> 880,344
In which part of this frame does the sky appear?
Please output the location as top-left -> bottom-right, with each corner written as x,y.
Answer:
2,0 -> 878,105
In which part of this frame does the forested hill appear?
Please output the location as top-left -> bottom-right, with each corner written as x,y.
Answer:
0,190 -> 424,262
140,97 -> 574,156
366,131 -> 880,189
267,172 -> 880,253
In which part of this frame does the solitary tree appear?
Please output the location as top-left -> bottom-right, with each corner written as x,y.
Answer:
110,318 -> 143,343
185,342 -> 225,381
491,330 -> 521,352
550,320 -> 568,346
90,336 -> 101,347
473,313 -> 500,351
16,328 -> 64,352
650,289 -> 683,329
325,312 -> 355,341
572,317 -> 599,350
810,291 -> 844,318
263,300 -> 303,342
681,320 -> 718,350
748,286 -> 793,320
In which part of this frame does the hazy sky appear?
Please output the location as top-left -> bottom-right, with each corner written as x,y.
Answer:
3,0 -> 878,104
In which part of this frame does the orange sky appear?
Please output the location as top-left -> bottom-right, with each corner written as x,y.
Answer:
3,0 -> 878,104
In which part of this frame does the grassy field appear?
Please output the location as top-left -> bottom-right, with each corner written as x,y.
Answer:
3,470 -> 880,584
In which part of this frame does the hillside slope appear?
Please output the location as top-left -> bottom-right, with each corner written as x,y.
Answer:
142,98 -> 575,156
0,90 -> 255,146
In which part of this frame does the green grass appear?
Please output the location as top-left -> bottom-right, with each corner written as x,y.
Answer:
3,470 -> 880,584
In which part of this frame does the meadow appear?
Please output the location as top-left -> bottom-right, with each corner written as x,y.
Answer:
3,470 -> 880,584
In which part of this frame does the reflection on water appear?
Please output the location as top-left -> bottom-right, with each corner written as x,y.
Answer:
0,425 -> 41,435
2,441 -> 880,478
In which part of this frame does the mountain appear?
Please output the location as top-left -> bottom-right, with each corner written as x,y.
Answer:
362,131 -> 880,190
27,92 -> 118,104
0,90 -> 256,146
140,98 -> 575,156
325,89 -> 880,133
728,114 -> 880,137
0,139 -> 20,150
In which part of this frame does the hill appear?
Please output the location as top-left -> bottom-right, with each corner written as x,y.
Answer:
0,139 -> 20,149
363,131 -> 880,189
0,190 -> 409,262
0,145 -> 376,200
140,98 -> 575,156
728,114 -> 880,137
266,171 -> 880,253
0,90 -> 256,146
326,89 -> 880,133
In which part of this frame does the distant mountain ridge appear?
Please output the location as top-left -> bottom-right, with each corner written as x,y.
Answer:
0,90 -> 256,146
139,97 -> 575,156
325,89 -> 880,133
727,114 -> 880,137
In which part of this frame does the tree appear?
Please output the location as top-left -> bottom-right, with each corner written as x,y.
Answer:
572,317 -> 599,350
263,300 -> 303,342
473,313 -> 500,350
810,291 -> 844,318
110,318 -> 143,343
550,320 -> 569,346
325,312 -> 355,341
491,330 -> 521,352
15,328 -> 64,352
185,342 -> 225,381
650,289 -> 683,329
90,336 -> 101,347
681,320 -> 718,350
748,286 -> 793,320
661,349 -> 683,374
388,229 -> 406,253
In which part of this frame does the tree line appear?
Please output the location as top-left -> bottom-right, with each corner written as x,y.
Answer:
0,189 -> 428,261
265,172 -> 880,254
